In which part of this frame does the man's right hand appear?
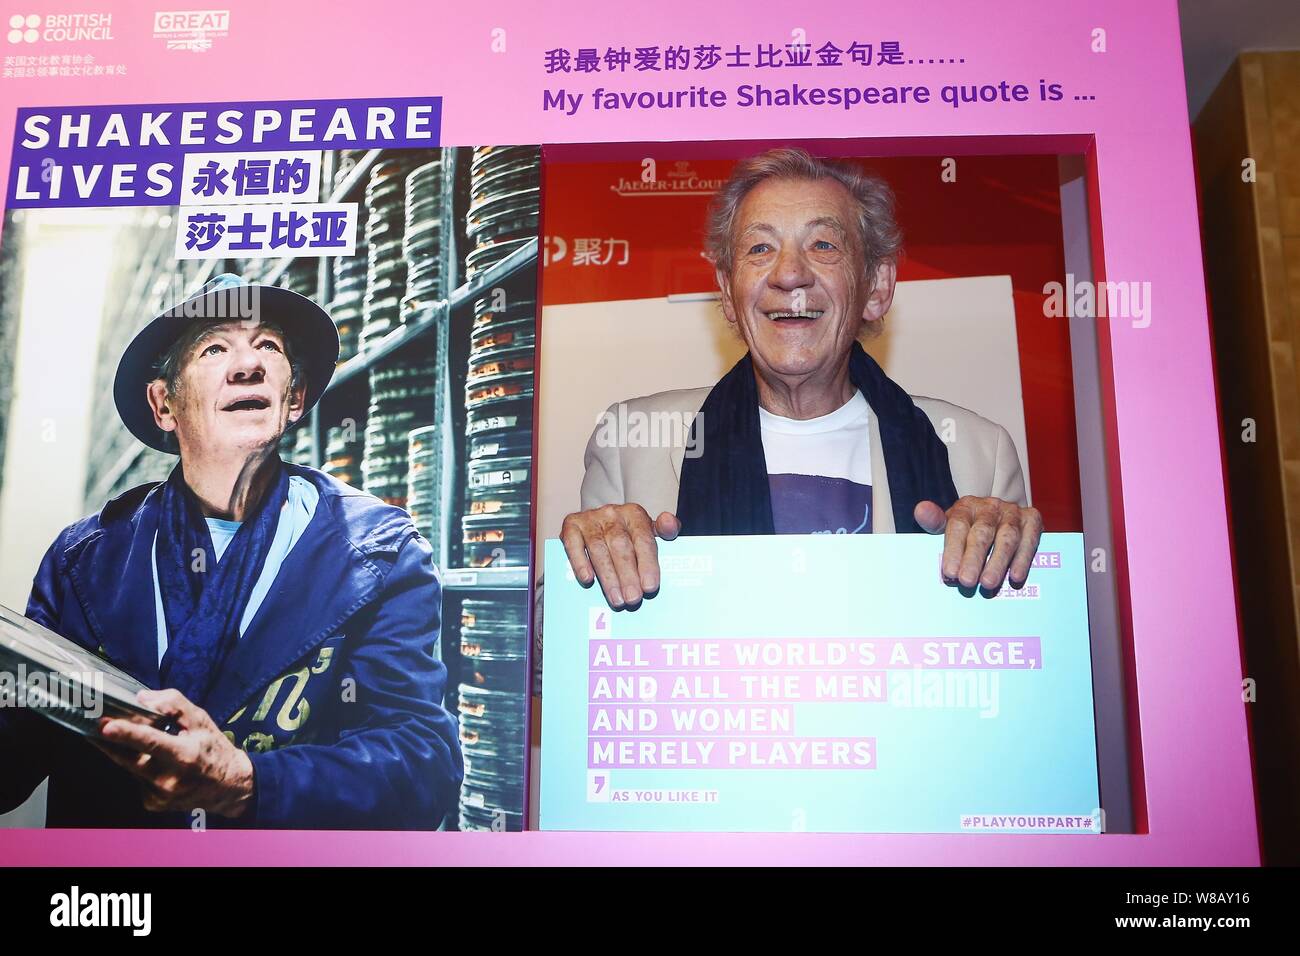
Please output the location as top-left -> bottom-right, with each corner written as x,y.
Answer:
559,504 -> 681,610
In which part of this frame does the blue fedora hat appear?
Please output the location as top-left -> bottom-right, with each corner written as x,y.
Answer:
113,273 -> 340,453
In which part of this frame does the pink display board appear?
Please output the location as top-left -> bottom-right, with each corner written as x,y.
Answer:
0,0 -> 1257,864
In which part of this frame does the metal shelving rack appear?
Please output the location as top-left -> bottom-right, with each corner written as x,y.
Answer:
306,147 -> 539,582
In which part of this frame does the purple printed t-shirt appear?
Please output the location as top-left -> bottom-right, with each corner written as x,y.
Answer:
759,392 -> 873,535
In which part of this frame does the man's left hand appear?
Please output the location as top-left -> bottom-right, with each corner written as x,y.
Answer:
95,688 -> 254,818
914,496 -> 1044,593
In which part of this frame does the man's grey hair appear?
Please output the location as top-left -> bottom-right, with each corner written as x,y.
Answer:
154,319 -> 303,396
704,147 -> 903,286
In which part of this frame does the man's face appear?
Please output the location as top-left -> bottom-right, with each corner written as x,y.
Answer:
147,320 -> 304,459
717,176 -> 894,384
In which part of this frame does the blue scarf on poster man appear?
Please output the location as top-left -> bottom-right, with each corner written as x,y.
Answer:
156,461 -> 289,707
676,341 -> 959,535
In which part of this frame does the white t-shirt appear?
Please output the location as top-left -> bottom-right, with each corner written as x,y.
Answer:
759,391 -> 874,534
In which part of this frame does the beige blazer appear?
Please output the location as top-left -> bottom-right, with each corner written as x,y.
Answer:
532,387 -> 1028,682
577,386 -> 1028,530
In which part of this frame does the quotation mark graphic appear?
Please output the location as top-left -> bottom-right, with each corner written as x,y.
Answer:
7,14 -> 39,43
587,770 -> 611,802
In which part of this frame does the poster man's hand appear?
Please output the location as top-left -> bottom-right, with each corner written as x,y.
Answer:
560,503 -> 680,610
95,688 -> 254,818
915,496 -> 1043,593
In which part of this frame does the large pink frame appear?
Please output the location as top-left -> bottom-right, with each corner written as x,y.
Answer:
0,0 -> 1258,865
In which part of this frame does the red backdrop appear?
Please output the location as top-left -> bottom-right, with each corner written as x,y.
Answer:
541,143 -> 1082,531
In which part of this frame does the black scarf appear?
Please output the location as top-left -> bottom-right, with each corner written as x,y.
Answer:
156,460 -> 289,707
676,342 -> 957,535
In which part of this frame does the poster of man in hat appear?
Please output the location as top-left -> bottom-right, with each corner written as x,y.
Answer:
0,274 -> 463,829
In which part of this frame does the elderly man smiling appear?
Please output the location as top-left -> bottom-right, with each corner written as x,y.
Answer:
561,148 -> 1042,608
0,274 -> 462,828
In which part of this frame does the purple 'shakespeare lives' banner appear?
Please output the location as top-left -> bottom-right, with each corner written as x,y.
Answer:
5,96 -> 441,208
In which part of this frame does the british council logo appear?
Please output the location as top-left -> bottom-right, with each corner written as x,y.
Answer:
8,14 -> 40,43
